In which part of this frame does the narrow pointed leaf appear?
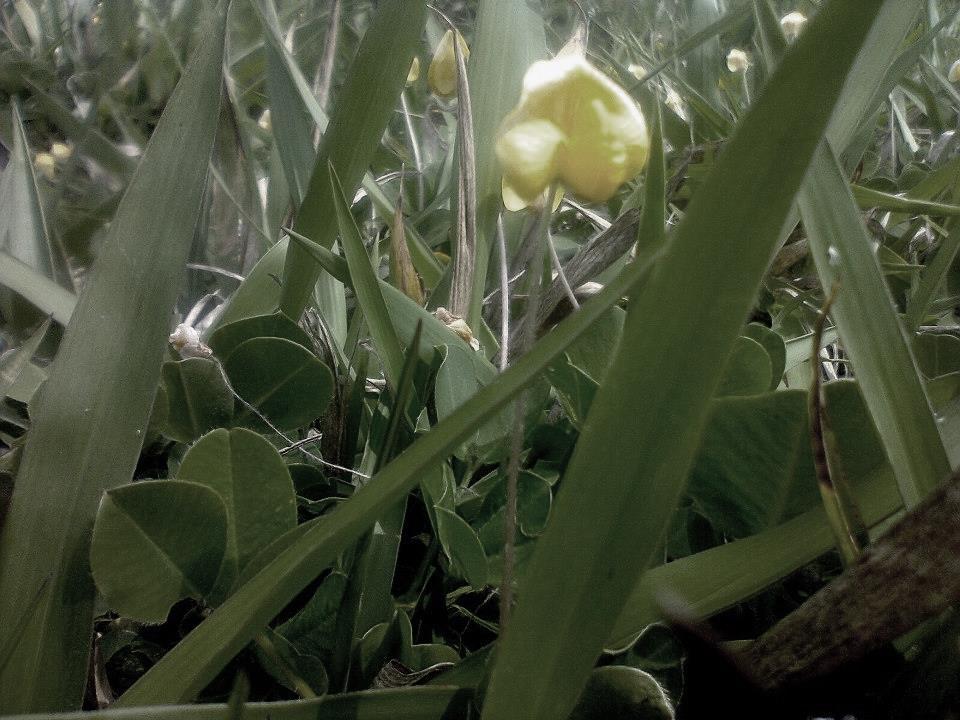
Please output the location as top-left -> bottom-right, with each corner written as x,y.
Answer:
0,6 -> 227,710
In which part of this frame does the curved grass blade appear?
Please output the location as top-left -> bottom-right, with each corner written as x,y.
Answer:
798,146 -> 950,506
0,250 -> 75,325
278,0 -> 426,322
480,4 -> 890,719
330,164 -> 404,388
0,5 -> 228,711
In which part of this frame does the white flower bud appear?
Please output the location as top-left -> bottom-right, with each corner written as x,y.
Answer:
726,48 -> 750,74
780,11 -> 808,43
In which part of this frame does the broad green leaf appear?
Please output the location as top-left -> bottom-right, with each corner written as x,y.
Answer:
278,0 -> 426,325
715,336 -> 772,397
564,306 -> 626,384
0,6 -> 227,711
798,145 -> 950,506
3,687 -> 473,720
223,337 -> 333,432
160,358 -> 234,443
90,480 -> 227,623
608,377 -> 893,649
914,333 -> 960,378
435,507 -> 488,590
545,359 -> 597,429
687,390 -> 817,538
276,571 -> 348,670
208,312 -> 313,360
115,216 -> 665,708
177,428 -> 297,599
329,165 -> 404,388
480,4 -> 891,719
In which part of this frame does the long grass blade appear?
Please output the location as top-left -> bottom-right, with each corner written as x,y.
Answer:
0,6 -> 228,711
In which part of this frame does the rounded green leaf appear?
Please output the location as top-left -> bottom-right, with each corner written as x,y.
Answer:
435,507 -> 487,589
177,428 -> 297,598
743,323 -> 786,390
208,311 -> 314,361
160,358 -> 234,442
90,480 -> 227,623
716,336 -> 772,397
223,337 -> 333,431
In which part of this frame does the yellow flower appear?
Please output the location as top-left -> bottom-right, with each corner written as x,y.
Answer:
428,29 -> 469,97
950,60 -> 960,83
496,54 -> 649,205
780,11 -> 808,42
726,48 -> 750,74
407,56 -> 421,85
501,178 -> 564,213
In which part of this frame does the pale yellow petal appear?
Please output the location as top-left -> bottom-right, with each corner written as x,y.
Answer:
496,118 -> 566,204
428,29 -> 469,97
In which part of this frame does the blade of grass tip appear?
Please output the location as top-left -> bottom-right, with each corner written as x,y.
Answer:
1,100 -> 72,291
329,164 -> 404,391
277,0 -> 426,323
0,250 -> 76,326
480,4 -> 890,720
114,240 -> 666,709
0,5 -> 227,712
435,8 -> 478,321
851,184 -> 960,216
0,318 -> 51,400
465,0 -> 547,328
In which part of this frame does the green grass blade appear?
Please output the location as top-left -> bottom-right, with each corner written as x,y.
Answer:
113,233 -> 665,709
464,0 -> 546,327
851,184 -> 960,216
480,4 -> 889,719
278,0 -> 426,322
4,687 -> 471,720
0,250 -> 76,325
906,219 -> 960,329
330,164 -> 404,389
798,145 -> 950,506
608,468 -> 901,649
0,5 -> 228,712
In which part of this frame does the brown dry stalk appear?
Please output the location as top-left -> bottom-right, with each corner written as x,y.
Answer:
743,468 -> 960,690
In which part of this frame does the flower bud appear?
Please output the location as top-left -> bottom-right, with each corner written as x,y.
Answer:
950,60 -> 960,83
169,323 -> 212,358
780,11 -> 808,42
496,54 -> 649,205
407,56 -> 421,85
726,48 -> 750,74
428,29 -> 469,97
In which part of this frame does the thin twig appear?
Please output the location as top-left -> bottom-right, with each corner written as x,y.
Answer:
809,284 -> 865,566
547,225 -> 579,312
496,214 -> 510,372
